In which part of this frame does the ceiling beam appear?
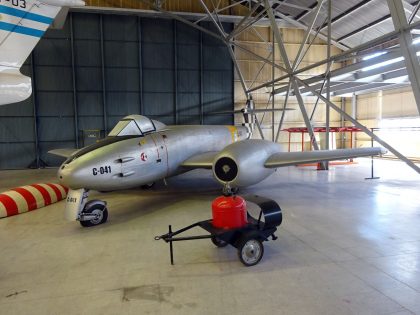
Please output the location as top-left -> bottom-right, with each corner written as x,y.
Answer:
332,82 -> 408,96
274,10 -> 349,50
337,15 -> 390,42
294,1 -> 318,21
71,5 -> 293,27
337,0 -> 420,43
318,0 -> 373,31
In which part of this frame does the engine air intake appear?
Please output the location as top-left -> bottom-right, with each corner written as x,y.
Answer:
214,157 -> 238,182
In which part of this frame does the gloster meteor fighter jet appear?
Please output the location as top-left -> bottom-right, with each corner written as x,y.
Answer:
51,114 -> 385,227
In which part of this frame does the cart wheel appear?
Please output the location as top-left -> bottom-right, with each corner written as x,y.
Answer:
211,236 -> 228,248
237,237 -> 264,267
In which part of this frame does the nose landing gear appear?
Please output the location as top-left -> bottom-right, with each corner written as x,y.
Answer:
65,188 -> 108,227
79,200 -> 108,227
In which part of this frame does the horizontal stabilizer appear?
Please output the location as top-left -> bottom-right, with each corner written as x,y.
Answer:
265,147 -> 386,168
181,152 -> 218,169
48,148 -> 78,158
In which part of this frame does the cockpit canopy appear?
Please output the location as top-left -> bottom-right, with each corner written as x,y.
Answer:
108,115 -> 166,137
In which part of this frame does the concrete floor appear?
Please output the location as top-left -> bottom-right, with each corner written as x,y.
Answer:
0,159 -> 419,315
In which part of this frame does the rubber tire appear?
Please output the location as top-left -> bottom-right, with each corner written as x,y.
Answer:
141,182 -> 155,189
222,186 -> 239,196
237,236 -> 264,267
211,236 -> 228,248
80,205 -> 108,227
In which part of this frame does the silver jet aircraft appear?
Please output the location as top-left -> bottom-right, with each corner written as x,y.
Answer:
51,114 -> 385,227
0,0 -> 385,228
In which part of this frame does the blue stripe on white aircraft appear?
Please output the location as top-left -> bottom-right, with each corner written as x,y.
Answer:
0,5 -> 54,25
0,0 -> 85,106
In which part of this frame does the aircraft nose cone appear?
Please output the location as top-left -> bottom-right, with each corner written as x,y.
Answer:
58,164 -> 76,189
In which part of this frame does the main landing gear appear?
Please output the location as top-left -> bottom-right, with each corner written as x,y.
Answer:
222,183 -> 239,196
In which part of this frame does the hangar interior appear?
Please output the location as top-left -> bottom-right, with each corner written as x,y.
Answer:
0,0 -> 420,314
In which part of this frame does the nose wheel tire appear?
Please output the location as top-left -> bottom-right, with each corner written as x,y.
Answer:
237,237 -> 264,267
80,205 -> 108,227
211,236 -> 228,248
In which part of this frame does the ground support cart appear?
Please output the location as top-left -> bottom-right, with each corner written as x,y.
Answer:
155,195 -> 282,267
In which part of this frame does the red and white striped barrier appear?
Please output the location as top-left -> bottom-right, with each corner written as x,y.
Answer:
0,183 -> 68,219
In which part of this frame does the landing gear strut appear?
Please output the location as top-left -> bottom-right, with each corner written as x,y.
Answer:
222,183 -> 239,196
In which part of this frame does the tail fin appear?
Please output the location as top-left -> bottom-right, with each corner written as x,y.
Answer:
242,98 -> 255,139
0,0 -> 84,106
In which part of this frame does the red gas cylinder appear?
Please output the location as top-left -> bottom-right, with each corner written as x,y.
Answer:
212,195 -> 248,229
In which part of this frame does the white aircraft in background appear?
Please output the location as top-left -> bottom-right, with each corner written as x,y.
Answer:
0,0 -> 84,106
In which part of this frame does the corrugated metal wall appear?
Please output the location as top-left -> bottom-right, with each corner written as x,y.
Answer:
0,12 -> 233,169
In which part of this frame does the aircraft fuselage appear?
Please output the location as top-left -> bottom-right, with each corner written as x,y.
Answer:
58,125 -> 248,191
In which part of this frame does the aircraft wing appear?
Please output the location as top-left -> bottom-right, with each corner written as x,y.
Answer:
48,148 -> 79,158
181,152 -> 218,169
264,147 -> 385,168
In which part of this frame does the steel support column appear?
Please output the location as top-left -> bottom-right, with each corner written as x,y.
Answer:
351,93 -> 357,148
263,0 -> 320,151
275,81 -> 291,143
173,20 -> 178,124
340,97 -> 345,148
196,0 -> 250,96
199,27 -> 204,125
226,1 -> 260,40
409,1 -> 420,24
272,31 -> 275,141
138,16 -> 144,115
199,0 -> 226,36
309,61 -> 333,121
324,0 -> 332,169
387,0 -> 420,115
100,15 -> 108,133
30,52 -> 40,168
292,0 -> 325,70
70,13 -> 79,148
227,43 -> 248,95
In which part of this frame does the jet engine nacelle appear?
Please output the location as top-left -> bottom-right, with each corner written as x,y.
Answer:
0,71 -> 32,106
212,139 -> 280,187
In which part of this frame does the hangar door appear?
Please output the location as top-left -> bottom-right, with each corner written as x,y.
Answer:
0,13 -> 234,169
